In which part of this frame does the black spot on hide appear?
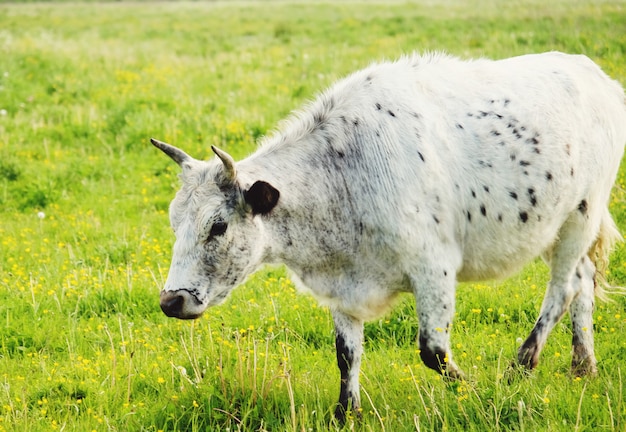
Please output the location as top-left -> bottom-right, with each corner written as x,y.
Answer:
456,123 -> 464,129
497,213 -> 503,222
483,185 -> 490,193
471,189 -> 476,198
375,103 -> 382,111
467,211 -> 472,222
418,151 -> 425,162
480,205 -> 487,217
387,110 -> 396,117
578,200 -> 588,215
545,172 -> 553,181
433,215 -> 440,224
528,188 -> 537,206
519,211 -> 528,223
509,191 -> 518,200
519,160 -> 530,167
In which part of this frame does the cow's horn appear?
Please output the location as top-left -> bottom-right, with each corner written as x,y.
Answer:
151,138 -> 192,167
211,146 -> 237,182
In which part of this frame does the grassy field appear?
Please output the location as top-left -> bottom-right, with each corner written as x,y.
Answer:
1,1 -> 626,430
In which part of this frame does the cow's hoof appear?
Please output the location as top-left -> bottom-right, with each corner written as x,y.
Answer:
571,357 -> 598,377
443,366 -> 465,381
504,361 -> 533,385
333,404 -> 362,426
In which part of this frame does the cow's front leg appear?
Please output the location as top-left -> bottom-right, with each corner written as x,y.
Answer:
332,311 -> 364,423
412,270 -> 462,379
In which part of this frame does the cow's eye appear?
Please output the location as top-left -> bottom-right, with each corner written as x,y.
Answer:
209,221 -> 228,238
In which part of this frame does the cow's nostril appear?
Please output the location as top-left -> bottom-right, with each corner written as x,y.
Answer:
160,292 -> 185,318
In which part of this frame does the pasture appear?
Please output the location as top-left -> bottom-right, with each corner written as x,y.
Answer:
1,1 -> 625,430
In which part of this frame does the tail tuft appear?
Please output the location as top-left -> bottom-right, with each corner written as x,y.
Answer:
589,210 -> 624,301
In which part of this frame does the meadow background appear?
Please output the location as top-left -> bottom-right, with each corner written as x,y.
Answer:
1,0 -> 626,430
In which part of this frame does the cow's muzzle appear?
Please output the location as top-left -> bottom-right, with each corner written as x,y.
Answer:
160,290 -> 201,320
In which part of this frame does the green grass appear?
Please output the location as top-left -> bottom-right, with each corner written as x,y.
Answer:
1,1 -> 626,430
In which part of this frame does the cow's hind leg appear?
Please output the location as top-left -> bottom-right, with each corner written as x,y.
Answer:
518,210 -> 597,371
569,255 -> 598,375
332,311 -> 363,423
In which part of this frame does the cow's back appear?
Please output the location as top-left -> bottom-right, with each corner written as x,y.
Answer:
330,52 -> 626,281
424,53 -> 625,280
247,52 -> 625,286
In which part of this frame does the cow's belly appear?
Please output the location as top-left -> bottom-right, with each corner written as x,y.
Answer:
457,251 -> 537,282
456,216 -> 561,282
289,264 -> 409,321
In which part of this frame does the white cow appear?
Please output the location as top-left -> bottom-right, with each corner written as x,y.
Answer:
152,52 -> 626,422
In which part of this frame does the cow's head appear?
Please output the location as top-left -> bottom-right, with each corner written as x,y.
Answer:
151,138 -> 279,319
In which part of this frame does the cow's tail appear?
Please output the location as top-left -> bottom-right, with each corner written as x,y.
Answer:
589,209 -> 624,301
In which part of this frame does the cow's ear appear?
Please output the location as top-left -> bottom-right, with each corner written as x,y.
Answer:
244,181 -> 280,215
